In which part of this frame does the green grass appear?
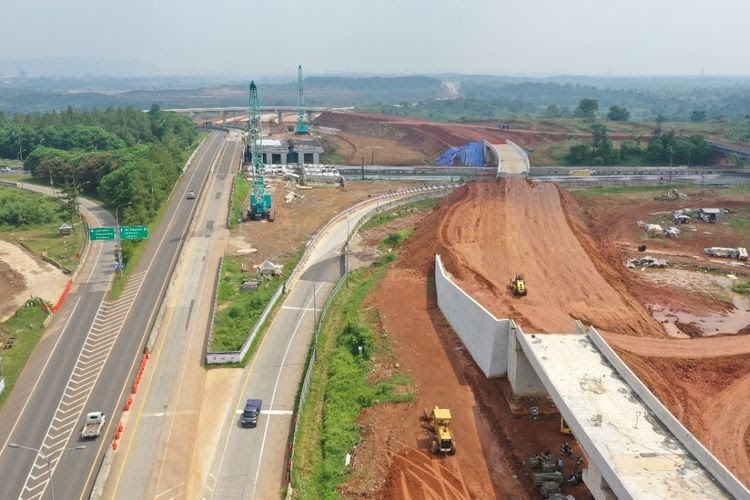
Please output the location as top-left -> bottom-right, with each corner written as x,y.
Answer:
359,198 -> 436,231
573,184 -> 694,198
0,300 -> 50,409
379,228 -> 414,250
209,251 -> 303,354
229,175 -> 250,228
725,206 -> 750,232
733,279 -> 750,296
291,248 -> 414,499
211,277 -> 284,352
3,224 -> 86,271
0,187 -> 86,271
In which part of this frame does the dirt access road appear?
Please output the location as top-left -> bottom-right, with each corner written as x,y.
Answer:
343,177 -> 750,498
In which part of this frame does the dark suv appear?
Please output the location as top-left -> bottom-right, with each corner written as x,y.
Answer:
241,399 -> 262,428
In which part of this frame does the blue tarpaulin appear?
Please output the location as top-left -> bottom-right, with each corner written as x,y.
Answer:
436,141 -> 485,166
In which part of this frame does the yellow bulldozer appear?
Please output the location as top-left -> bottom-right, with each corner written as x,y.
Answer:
510,274 -> 527,296
421,406 -> 456,455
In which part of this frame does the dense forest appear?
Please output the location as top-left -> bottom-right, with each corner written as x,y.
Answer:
0,106 -> 198,233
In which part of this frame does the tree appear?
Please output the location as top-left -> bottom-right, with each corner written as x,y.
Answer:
574,99 -> 599,122
57,184 -> 80,226
589,124 -> 618,164
607,105 -> 630,121
543,104 -> 561,118
690,110 -> 706,122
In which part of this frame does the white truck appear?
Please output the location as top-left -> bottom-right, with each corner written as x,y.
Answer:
80,411 -> 106,439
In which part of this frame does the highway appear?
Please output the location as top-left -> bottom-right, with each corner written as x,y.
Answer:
100,130 -> 242,499
0,131 -> 225,499
202,190 -> 441,498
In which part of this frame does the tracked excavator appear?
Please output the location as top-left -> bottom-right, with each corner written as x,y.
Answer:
421,407 -> 456,455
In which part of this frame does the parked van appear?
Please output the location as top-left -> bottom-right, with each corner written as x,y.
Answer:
241,399 -> 262,428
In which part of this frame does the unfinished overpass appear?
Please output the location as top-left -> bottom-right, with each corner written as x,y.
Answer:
434,255 -> 749,500
484,139 -> 530,176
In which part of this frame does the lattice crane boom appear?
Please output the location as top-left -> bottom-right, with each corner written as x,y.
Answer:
295,65 -> 309,135
247,81 -> 274,221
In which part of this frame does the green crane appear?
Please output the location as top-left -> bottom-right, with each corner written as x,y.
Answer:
248,81 -> 274,221
295,65 -> 309,135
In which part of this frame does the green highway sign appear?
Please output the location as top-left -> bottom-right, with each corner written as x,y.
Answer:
120,225 -> 149,240
89,227 -> 115,241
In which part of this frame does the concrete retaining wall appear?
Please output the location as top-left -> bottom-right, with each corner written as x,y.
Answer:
434,254 -> 508,377
587,327 -> 749,499
505,139 -> 530,172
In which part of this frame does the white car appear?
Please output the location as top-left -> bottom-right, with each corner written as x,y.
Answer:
187,190 -> 196,199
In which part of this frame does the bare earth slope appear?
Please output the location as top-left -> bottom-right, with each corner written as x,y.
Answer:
361,177 -> 750,496
432,178 -> 664,336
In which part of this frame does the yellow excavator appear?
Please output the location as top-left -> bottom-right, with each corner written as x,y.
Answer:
510,274 -> 527,296
422,407 -> 456,455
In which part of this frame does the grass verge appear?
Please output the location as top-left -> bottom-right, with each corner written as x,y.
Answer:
0,300 -> 49,409
359,198 -> 436,231
229,175 -> 250,228
291,247 -> 414,498
733,279 -> 750,296
209,248 -> 303,355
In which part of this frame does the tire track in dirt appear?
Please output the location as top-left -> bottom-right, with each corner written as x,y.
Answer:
389,448 -> 471,500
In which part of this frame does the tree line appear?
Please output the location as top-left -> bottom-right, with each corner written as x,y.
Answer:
2,105 -> 197,228
566,122 -> 715,166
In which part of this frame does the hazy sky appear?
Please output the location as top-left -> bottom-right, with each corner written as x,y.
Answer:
3,0 -> 749,77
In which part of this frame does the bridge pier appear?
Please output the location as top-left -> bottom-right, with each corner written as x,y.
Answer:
583,464 -> 617,500
507,325 -> 546,395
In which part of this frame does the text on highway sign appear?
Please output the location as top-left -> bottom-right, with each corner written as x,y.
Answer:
89,227 -> 115,240
119,225 -> 149,240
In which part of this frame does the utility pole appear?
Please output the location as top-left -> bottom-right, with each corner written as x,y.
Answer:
7,443 -> 85,500
669,145 -> 673,185
115,202 -> 132,274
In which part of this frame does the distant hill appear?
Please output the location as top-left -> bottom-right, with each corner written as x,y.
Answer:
1,73 -> 749,120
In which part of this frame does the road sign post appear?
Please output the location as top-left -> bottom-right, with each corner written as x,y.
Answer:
119,226 -> 149,240
89,227 -> 115,241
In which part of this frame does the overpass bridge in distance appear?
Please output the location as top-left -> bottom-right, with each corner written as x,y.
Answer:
434,255 -> 749,500
709,140 -> 750,160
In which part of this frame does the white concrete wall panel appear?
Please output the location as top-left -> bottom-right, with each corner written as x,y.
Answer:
434,255 -> 508,377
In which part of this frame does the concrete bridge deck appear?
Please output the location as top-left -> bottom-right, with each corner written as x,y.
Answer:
522,332 -> 730,499
484,139 -> 530,176
434,254 -> 749,499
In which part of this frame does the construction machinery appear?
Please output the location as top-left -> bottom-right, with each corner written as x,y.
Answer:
510,274 -> 527,296
247,81 -> 274,221
421,406 -> 456,455
294,65 -> 309,135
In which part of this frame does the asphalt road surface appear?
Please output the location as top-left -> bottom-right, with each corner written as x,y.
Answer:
0,131 -> 225,500
101,131 -> 242,499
